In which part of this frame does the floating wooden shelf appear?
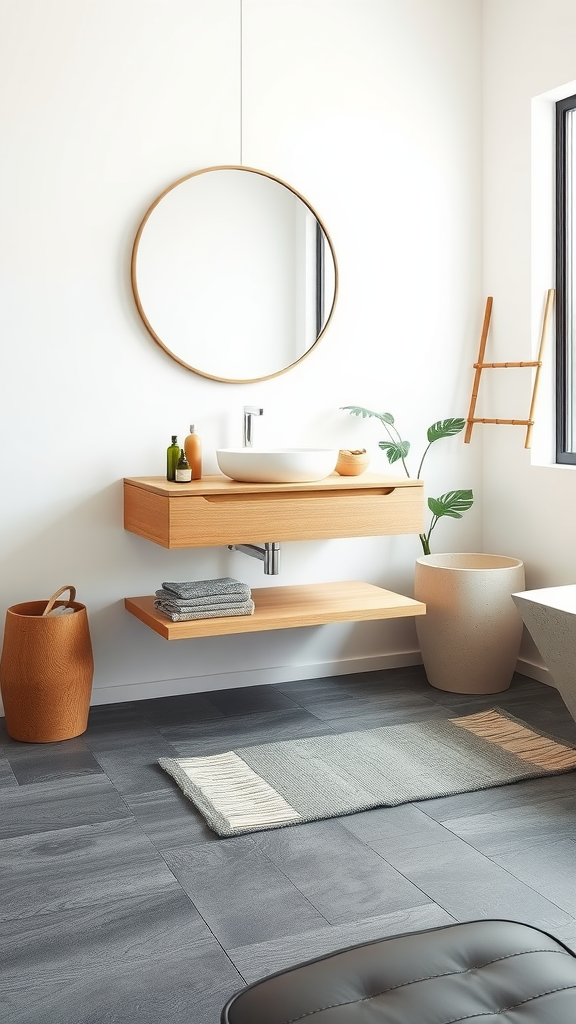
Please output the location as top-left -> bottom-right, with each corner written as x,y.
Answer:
123,473 -> 424,548
125,581 -> 426,641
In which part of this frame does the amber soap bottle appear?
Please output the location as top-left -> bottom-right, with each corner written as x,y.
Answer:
184,425 -> 202,480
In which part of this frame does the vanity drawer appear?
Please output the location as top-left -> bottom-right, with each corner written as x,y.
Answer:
123,476 -> 424,548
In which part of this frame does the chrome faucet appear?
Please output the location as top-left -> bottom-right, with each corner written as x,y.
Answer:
243,405 -> 263,447
228,541 -> 281,575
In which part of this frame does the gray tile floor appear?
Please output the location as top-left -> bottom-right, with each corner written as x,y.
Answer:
2,666 -> 576,1023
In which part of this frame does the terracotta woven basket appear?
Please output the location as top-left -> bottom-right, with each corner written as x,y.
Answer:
0,585 -> 94,743
335,449 -> 370,476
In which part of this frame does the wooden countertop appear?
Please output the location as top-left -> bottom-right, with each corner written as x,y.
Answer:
124,473 -> 423,497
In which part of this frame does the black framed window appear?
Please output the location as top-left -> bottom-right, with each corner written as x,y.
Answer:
556,93 -> 576,464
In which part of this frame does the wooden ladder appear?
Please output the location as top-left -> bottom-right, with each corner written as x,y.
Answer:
465,288 -> 555,449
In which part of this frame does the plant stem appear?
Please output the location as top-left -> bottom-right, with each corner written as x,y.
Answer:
419,514 -> 438,556
416,441 -> 433,481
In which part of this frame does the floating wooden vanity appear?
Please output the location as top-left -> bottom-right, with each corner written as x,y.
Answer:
123,473 -> 426,640
124,473 -> 424,547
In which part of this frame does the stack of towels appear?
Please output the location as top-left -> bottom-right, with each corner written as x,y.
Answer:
154,578 -> 254,622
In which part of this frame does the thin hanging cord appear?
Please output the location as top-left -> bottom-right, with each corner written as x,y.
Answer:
239,0 -> 243,165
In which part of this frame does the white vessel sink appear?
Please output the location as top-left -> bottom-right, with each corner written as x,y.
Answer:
216,448 -> 339,483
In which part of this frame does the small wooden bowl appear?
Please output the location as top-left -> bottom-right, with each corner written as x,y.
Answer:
335,449 -> 370,476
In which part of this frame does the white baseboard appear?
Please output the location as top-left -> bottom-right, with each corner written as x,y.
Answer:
1,651 -> 550,718
89,650 -> 424,706
515,657 -> 555,687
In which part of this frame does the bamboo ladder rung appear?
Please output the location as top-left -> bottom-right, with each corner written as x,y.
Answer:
468,418 -> 533,426
473,361 -> 542,369
464,289 -> 555,448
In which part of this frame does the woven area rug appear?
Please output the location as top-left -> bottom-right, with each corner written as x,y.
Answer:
158,708 -> 576,837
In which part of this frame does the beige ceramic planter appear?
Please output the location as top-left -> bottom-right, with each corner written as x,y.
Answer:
414,553 -> 525,694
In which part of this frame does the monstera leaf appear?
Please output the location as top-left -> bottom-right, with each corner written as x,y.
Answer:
379,440 -> 410,464
426,418 -> 466,443
341,406 -> 395,426
428,490 -> 474,519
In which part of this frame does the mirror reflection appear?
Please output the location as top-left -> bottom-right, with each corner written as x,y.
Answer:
131,166 -> 338,382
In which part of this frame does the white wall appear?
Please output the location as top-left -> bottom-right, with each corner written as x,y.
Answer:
0,0 -> 483,705
482,0 -> 576,677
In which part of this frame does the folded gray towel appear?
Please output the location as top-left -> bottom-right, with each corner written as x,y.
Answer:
161,578 -> 251,600
154,599 -> 255,622
155,595 -> 251,614
155,589 -> 249,609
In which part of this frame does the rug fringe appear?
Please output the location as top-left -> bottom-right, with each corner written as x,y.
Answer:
451,710 -> 576,770
176,752 -> 302,829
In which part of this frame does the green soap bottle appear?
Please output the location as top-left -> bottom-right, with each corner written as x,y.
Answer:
166,435 -> 180,481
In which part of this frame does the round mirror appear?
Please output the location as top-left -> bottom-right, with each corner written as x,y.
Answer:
131,166 -> 338,383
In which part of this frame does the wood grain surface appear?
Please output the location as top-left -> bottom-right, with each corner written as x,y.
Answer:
0,602 -> 94,742
123,474 -> 424,547
125,581 -> 426,640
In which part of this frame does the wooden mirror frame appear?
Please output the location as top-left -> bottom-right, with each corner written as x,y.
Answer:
131,165 -> 339,384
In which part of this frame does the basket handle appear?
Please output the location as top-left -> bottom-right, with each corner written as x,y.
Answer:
43,585 -> 77,617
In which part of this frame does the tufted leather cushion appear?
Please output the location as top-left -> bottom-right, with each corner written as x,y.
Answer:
221,919 -> 576,1023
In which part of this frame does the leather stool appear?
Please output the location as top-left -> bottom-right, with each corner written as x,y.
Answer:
221,919 -> 576,1022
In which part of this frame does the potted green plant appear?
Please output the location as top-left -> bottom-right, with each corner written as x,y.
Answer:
341,406 -> 473,553
341,404 -> 524,695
